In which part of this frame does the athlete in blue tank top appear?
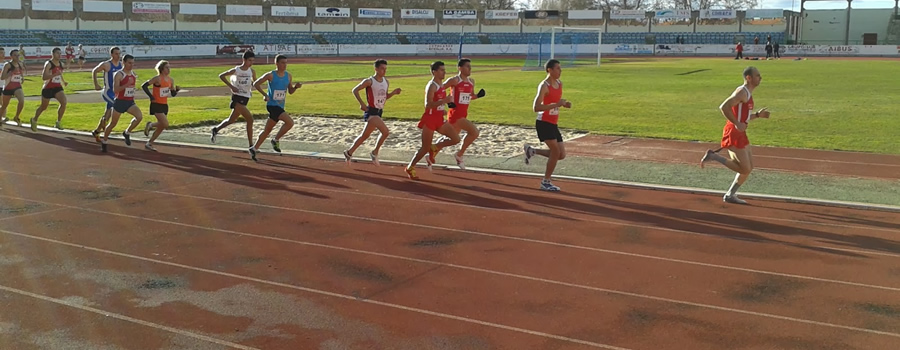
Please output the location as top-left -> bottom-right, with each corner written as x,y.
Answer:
248,54 -> 301,161
90,46 -> 123,142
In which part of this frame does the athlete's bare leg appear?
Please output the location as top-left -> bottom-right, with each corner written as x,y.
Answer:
345,116 -> 390,165
406,127 -> 435,179
532,140 -> 566,181
212,103 -> 254,147
11,89 -> 24,125
701,148 -> 742,172
124,105 -> 143,135
722,147 -> 753,204
93,108 -> 111,142
0,94 -> 12,125
53,91 -> 67,128
144,113 -> 169,150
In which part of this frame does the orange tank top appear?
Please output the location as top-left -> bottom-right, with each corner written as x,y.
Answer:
729,86 -> 754,126
152,76 -> 172,105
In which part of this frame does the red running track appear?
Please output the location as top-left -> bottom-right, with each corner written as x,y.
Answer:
0,129 -> 899,350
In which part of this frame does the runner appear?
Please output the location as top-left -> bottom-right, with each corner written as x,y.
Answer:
16,45 -> 26,76
100,54 -> 143,153
404,61 -> 460,180
90,46 -> 123,142
0,49 -> 26,128
31,47 -> 69,131
140,60 -> 180,151
65,42 -> 75,66
440,58 -> 486,170
342,59 -> 401,166
0,47 -> 6,126
247,54 -> 301,161
77,44 -> 86,70
523,59 -> 572,192
701,66 -> 770,204
211,50 -> 256,147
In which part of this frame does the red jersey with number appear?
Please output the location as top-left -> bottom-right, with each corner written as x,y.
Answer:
116,71 -> 137,101
537,79 -> 562,125
448,76 -> 474,121
43,61 -> 64,89
424,80 -> 446,117
4,63 -> 23,90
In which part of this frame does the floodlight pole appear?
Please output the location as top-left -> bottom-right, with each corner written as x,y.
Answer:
550,28 -> 556,59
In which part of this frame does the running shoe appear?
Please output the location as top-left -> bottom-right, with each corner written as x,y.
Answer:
343,150 -> 352,164
122,132 -> 131,146
145,143 -> 157,152
723,194 -> 748,205
370,151 -> 380,167
248,147 -> 258,161
271,139 -> 282,153
455,154 -> 466,170
524,144 -> 536,164
144,122 -> 152,137
540,179 -> 560,192
30,117 -> 37,132
210,127 -> 218,143
405,167 -> 419,180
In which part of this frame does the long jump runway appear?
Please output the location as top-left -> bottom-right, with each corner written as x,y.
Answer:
1,129 -> 898,350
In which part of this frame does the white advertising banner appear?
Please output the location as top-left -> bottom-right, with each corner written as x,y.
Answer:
33,0 -> 73,12
226,5 -> 262,16
401,9 -> 434,19
699,9 -> 736,19
129,44 -> 216,57
567,10 -> 603,19
358,8 -> 393,19
443,9 -> 477,20
271,6 -> 307,17
744,9 -> 784,18
316,7 -> 350,18
296,44 -> 338,55
179,3 -> 217,16
655,10 -> 692,19
0,0 -> 20,10
610,10 -> 646,20
83,0 -> 123,13
132,2 -> 171,14
485,10 -> 519,20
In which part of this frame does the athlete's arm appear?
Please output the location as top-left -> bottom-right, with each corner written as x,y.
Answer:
218,67 -> 237,91
532,83 -> 565,112
142,76 -> 158,100
91,61 -> 109,90
170,78 -> 180,97
0,64 -> 9,80
352,78 -> 372,109
252,72 -> 271,98
470,78 -> 481,101
424,83 -> 448,110
287,73 -> 301,94
40,61 -> 53,81
441,76 -> 459,89
718,87 -> 748,126
113,71 -> 125,93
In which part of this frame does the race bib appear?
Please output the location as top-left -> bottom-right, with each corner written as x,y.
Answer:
124,87 -> 135,97
458,93 -> 471,105
273,90 -> 286,101
10,75 -> 22,83
159,87 -> 170,97
375,91 -> 387,108
237,78 -> 251,87
437,105 -> 445,111
549,107 -> 559,116
51,76 -> 62,84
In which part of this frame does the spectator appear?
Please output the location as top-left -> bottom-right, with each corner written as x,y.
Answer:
754,36 -> 759,44
773,42 -> 780,58
765,41 -> 773,59
735,42 -> 743,60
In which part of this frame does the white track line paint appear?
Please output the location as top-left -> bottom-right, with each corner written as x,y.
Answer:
0,284 -> 260,350
815,246 -> 900,258
10,127 -> 898,213
5,219 -> 900,341
2,175 -> 899,292
0,229 -> 630,350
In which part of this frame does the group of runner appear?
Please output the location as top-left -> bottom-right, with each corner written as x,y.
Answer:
1,45 -> 769,202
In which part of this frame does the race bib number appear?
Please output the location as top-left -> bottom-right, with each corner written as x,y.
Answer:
159,87 -> 170,97
10,75 -> 22,83
458,93 -> 471,105
51,76 -> 62,84
375,91 -> 387,108
124,88 -> 135,97
273,90 -> 286,101
237,78 -> 251,87
549,107 -> 559,116
437,105 -> 445,111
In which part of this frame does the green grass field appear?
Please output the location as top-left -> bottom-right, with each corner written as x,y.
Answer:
9,57 -> 898,154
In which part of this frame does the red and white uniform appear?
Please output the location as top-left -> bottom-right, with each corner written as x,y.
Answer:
116,71 -> 137,101
365,75 -> 389,109
448,76 -> 474,123
43,61 -> 64,89
417,80 -> 446,131
537,79 -> 562,124
721,85 -> 753,149
4,63 -> 23,91
65,46 -> 74,60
